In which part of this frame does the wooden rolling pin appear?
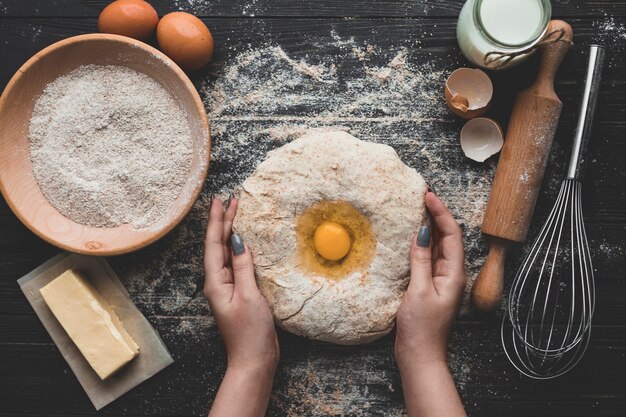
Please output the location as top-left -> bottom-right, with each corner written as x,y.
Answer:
471,20 -> 574,312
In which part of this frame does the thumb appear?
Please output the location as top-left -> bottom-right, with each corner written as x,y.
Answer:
407,226 -> 434,294
230,233 -> 260,297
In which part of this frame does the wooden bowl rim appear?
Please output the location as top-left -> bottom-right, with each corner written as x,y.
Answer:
0,33 -> 210,256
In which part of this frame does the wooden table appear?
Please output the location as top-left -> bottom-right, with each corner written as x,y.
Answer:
1,1 -> 625,416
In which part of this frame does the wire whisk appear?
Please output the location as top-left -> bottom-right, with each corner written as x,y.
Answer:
502,45 -> 605,379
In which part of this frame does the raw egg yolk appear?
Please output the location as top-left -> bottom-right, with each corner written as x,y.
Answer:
314,221 -> 351,261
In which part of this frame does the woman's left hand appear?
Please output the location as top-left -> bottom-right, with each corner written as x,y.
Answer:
203,197 -> 279,374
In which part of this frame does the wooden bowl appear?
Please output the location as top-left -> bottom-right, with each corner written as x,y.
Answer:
0,34 -> 210,255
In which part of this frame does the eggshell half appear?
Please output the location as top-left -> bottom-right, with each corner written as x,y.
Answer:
445,68 -> 493,119
460,117 -> 503,162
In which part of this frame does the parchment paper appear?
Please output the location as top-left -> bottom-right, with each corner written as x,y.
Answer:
18,252 -> 174,410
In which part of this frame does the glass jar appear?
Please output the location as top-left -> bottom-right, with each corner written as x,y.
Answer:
457,0 -> 552,70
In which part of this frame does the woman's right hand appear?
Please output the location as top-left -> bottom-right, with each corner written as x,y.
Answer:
394,191 -> 468,417
395,191 -> 466,367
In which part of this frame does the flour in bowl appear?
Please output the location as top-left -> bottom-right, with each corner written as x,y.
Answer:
29,65 -> 193,228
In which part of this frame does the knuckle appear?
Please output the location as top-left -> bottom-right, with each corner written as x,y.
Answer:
236,291 -> 256,304
411,255 -> 432,267
232,261 -> 253,276
407,280 -> 428,297
413,285 -> 431,298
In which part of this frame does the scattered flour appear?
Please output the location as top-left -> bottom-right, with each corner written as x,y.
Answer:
113,35 -> 495,343
596,16 -> 626,43
173,0 -> 210,14
203,42 -> 494,314
113,36 -> 497,416
594,15 -> 626,69
173,0 -> 265,16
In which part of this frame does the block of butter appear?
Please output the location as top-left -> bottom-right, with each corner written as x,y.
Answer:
40,269 -> 140,380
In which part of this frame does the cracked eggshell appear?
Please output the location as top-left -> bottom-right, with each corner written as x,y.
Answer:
460,117 -> 503,162
445,68 -> 493,119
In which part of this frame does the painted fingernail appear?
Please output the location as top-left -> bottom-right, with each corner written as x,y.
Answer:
426,183 -> 436,195
417,226 -> 430,247
231,233 -> 245,256
226,192 -> 234,208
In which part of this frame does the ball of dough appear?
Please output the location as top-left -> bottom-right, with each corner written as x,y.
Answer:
234,131 -> 427,344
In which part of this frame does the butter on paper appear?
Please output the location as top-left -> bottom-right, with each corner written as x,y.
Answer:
40,269 -> 140,380
18,253 -> 174,410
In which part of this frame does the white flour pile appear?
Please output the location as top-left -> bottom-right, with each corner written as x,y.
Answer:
29,65 -> 193,228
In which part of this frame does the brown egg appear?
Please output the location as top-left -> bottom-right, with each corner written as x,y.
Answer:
98,0 -> 159,41
157,12 -> 214,71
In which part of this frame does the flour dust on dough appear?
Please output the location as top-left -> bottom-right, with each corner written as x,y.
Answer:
233,130 -> 427,344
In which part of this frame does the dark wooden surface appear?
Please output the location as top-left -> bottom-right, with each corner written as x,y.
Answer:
1,1 -> 626,416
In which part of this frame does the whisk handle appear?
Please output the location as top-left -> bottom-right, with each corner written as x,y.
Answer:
566,45 -> 605,180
